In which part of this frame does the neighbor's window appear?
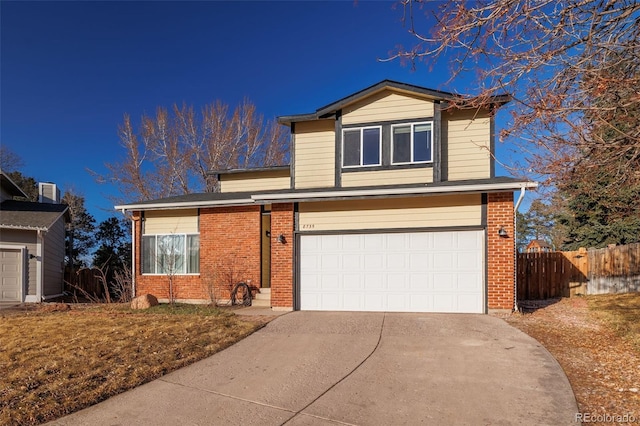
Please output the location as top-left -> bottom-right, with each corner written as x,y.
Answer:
392,122 -> 433,164
343,126 -> 381,167
142,234 -> 199,274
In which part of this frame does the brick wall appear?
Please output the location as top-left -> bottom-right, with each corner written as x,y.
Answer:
133,206 -> 262,303
200,206 -> 261,301
270,203 -> 294,308
487,192 -> 515,310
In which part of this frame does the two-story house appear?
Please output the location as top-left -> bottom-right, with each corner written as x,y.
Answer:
0,171 -> 69,303
115,80 -> 537,313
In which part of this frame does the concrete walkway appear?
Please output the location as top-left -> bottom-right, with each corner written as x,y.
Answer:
49,312 -> 578,425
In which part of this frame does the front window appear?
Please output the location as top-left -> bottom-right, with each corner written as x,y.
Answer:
392,122 -> 433,164
142,234 -> 199,274
343,126 -> 381,167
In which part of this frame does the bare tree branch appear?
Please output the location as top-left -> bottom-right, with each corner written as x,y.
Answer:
94,99 -> 289,203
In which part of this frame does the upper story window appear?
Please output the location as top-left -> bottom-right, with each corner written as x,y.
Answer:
392,122 -> 433,164
342,126 -> 381,168
142,233 -> 200,275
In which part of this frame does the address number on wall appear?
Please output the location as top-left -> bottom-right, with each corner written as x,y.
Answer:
302,224 -> 315,229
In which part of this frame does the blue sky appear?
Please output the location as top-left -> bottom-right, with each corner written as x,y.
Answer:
1,1 -> 518,223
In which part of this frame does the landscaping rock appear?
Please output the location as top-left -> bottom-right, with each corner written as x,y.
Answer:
131,294 -> 159,310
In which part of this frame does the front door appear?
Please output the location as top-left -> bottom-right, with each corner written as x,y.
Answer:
261,213 -> 271,288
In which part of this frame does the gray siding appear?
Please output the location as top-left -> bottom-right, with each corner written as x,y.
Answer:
1,229 -> 37,296
43,218 -> 65,296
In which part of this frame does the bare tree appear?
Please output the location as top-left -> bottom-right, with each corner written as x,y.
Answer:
389,0 -> 640,191
93,99 -> 289,203
0,146 -> 24,172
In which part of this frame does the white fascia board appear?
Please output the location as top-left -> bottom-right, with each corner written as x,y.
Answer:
114,198 -> 255,212
0,224 -> 48,231
252,181 -> 538,202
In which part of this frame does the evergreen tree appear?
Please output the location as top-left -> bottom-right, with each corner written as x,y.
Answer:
93,217 -> 131,274
62,191 -> 96,268
557,51 -> 640,249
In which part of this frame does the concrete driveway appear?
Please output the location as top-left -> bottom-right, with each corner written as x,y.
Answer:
50,312 -> 578,425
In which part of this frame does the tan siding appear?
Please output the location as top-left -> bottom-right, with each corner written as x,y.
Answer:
144,209 -> 199,234
342,90 -> 434,125
298,195 -> 482,232
341,168 -> 433,187
43,218 -> 65,296
1,229 -> 37,295
220,170 -> 290,192
446,110 -> 491,180
294,120 -> 335,189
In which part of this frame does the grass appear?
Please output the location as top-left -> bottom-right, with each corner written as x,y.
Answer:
588,293 -> 640,350
0,303 -> 263,426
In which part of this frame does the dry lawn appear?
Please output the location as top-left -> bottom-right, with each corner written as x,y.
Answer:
505,293 -> 640,425
0,303 -> 264,426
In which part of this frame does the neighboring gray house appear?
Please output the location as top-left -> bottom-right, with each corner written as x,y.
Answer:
0,171 -> 69,302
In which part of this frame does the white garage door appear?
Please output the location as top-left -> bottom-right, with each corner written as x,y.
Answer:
1,248 -> 23,302
299,230 -> 484,313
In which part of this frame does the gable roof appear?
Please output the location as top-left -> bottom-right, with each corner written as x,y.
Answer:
0,170 -> 28,199
278,80 -> 512,125
527,239 -> 552,249
0,200 -> 69,231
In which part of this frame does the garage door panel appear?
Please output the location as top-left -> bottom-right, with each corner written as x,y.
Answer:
343,274 -> 362,290
409,274 -> 429,290
387,233 -> 407,250
320,254 -> 340,269
300,230 -> 484,313
342,234 -> 362,250
387,294 -> 407,310
365,274 -> 384,290
387,254 -> 406,269
457,273 -> 482,290
433,275 -> 454,291
343,296 -> 363,310
408,232 -> 429,249
432,294 -> 455,312
363,254 -> 383,269
433,252 -> 455,269
342,254 -> 361,269
364,294 -> 384,310
1,249 -> 23,302
409,253 -> 430,271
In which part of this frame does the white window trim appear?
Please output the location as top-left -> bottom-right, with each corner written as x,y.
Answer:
141,233 -> 200,276
342,125 -> 382,168
390,121 -> 434,165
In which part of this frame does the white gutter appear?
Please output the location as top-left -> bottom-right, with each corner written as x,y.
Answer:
513,187 -> 528,312
253,181 -> 538,202
114,198 -> 255,212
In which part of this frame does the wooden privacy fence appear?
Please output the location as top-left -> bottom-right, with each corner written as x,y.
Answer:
517,243 -> 640,300
588,243 -> 640,294
64,267 -> 104,297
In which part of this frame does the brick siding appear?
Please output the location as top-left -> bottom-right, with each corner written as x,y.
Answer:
486,192 -> 515,310
133,206 -> 262,303
270,203 -> 294,308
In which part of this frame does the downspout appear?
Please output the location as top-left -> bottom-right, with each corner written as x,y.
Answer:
513,186 -> 527,312
122,209 -> 136,298
36,230 -> 44,302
